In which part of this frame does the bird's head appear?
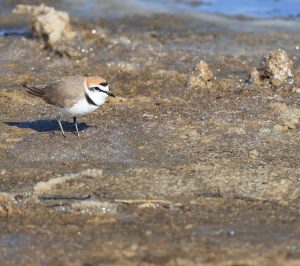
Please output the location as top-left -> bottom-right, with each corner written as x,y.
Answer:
85,76 -> 115,97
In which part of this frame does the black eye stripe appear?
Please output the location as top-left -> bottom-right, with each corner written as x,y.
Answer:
89,86 -> 115,97
90,87 -> 106,93
99,82 -> 108,87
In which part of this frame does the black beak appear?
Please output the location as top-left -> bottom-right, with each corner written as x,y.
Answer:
106,91 -> 115,97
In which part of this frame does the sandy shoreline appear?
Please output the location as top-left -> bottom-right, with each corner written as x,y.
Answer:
0,6 -> 299,265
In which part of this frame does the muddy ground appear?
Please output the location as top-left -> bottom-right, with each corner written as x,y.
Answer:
0,9 -> 300,266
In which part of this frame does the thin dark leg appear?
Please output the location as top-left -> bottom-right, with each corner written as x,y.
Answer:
57,119 -> 66,137
73,116 -> 80,137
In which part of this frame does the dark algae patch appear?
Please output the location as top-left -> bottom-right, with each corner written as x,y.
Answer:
0,3 -> 300,266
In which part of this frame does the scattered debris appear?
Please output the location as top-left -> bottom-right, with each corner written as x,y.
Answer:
250,49 -> 293,87
114,199 -> 172,205
265,49 -> 293,87
34,169 -> 103,195
71,200 -> 117,214
269,102 -> 300,130
249,150 -> 259,159
0,193 -> 19,216
115,199 -> 184,210
194,60 -> 214,82
138,202 -> 160,208
292,88 -> 300,94
188,60 -> 214,89
250,67 -> 262,86
13,4 -> 77,56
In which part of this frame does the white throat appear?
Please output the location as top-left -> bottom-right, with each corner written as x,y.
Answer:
84,80 -> 109,106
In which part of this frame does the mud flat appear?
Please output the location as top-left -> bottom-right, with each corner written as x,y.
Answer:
0,5 -> 300,266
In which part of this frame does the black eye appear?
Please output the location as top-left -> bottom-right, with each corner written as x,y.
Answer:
90,87 -> 100,91
99,82 -> 108,87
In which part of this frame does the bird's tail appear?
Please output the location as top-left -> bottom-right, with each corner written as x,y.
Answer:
23,83 -> 45,97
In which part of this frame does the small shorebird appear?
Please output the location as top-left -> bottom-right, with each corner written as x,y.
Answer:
24,75 -> 115,136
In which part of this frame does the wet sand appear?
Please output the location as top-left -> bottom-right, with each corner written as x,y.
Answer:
0,8 -> 300,266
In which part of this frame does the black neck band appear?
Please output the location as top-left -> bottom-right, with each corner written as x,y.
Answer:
85,93 -> 98,106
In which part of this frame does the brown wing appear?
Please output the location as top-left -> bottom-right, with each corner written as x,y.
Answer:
24,84 -> 46,98
24,76 -> 86,108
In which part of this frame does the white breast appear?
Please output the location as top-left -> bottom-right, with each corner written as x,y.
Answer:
59,98 -> 99,116
57,86 -> 109,116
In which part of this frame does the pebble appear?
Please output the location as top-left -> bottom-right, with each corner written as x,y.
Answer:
227,229 -> 236,237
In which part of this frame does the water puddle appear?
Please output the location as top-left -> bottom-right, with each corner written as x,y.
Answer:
0,28 -> 29,37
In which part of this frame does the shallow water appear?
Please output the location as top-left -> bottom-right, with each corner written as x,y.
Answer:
165,0 -> 300,18
1,0 -> 300,18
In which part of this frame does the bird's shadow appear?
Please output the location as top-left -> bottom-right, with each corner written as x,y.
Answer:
5,120 -> 90,133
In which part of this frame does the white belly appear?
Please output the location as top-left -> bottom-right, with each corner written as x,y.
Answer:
57,98 -> 100,116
